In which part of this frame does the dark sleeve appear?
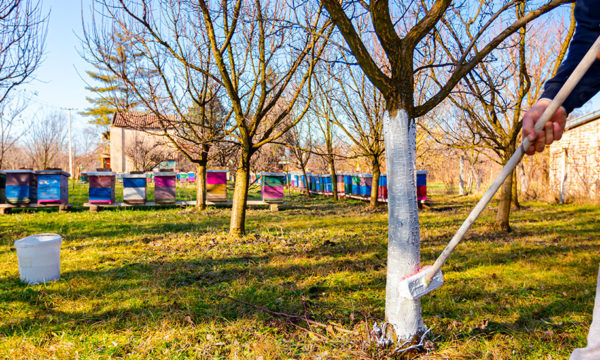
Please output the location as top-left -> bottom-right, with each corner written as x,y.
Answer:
540,0 -> 600,114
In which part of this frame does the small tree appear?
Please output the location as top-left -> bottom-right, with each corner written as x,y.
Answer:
329,61 -> 385,208
283,117 -> 314,197
26,112 -> 67,170
0,96 -> 28,169
125,136 -> 169,172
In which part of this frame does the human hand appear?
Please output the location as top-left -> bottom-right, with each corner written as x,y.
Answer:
522,98 -> 567,155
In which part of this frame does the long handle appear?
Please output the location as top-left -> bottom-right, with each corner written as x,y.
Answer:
424,35 -> 600,285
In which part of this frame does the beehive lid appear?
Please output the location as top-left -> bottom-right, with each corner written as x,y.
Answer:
37,170 -> 70,177
416,170 -> 428,175
260,172 -> 285,176
122,173 -> 147,178
14,233 -> 62,248
207,169 -> 228,173
84,171 -> 116,176
5,169 -> 35,174
153,172 -> 177,176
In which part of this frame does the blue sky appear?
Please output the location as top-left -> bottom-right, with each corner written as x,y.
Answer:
21,0 -> 92,134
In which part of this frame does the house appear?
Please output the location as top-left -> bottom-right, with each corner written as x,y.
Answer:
109,112 -> 180,173
548,110 -> 600,201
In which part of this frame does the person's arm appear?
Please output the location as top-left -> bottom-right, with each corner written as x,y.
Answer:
523,0 -> 600,155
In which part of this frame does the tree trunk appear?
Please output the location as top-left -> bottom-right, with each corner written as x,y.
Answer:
329,155 -> 338,201
300,163 -> 310,198
459,155 -> 465,195
383,109 -> 425,341
511,170 -> 520,209
230,150 -> 251,236
495,163 -> 513,232
195,161 -> 207,210
370,156 -> 380,209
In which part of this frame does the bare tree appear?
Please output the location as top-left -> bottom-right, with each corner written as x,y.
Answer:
283,117 -> 313,197
441,4 -> 575,231
0,0 -> 47,104
0,95 -> 27,169
311,64 -> 341,200
26,112 -> 67,170
329,61 -> 385,208
125,136 -> 169,172
321,0 -> 571,342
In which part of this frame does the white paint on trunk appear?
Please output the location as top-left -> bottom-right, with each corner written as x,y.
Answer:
383,110 -> 425,341
459,155 -> 465,195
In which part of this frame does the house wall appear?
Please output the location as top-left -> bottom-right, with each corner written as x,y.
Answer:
110,127 -> 177,173
548,118 -> 600,201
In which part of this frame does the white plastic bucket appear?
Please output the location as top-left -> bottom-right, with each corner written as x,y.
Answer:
14,233 -> 62,285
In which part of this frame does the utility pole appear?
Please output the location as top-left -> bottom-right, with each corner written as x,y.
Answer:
68,109 -> 72,178
62,107 -> 76,178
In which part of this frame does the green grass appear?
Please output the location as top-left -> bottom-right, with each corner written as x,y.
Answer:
0,184 -> 598,359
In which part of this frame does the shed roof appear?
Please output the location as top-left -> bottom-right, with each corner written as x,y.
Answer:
112,112 -> 175,130
566,109 -> 600,130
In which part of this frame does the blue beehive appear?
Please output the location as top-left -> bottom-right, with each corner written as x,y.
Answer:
37,170 -> 70,205
5,170 -> 37,204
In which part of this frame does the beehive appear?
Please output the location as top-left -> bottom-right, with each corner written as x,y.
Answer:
207,170 -> 227,202
0,171 -> 5,203
122,173 -> 147,204
336,174 -> 345,195
86,171 -> 116,204
378,174 -> 388,201
188,172 -> 196,183
344,174 -> 352,196
154,171 -> 177,204
351,174 -> 360,195
37,170 -> 70,205
261,172 -> 285,202
360,174 -> 373,197
178,172 -> 188,183
416,170 -> 428,202
5,170 -> 37,204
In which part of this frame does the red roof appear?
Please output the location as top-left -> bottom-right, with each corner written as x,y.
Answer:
112,112 -> 175,130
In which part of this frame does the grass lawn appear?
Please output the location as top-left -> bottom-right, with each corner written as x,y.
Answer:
0,184 -> 598,359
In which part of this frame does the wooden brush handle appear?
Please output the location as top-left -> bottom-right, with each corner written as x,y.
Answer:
424,35 -> 600,285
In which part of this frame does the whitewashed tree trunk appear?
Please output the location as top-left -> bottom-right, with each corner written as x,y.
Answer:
459,155 -> 465,195
383,110 -> 425,341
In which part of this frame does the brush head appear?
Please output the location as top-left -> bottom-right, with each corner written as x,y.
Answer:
398,265 -> 444,300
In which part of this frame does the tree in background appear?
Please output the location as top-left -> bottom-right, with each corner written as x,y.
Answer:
0,96 -> 28,169
125,136 -> 170,172
321,0 -> 571,342
441,4 -> 575,231
80,45 -> 142,128
330,61 -> 385,209
312,65 -> 340,200
283,116 -> 313,198
25,112 -> 67,170
0,0 -> 46,105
